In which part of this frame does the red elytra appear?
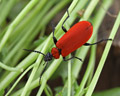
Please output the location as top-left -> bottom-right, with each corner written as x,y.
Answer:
51,21 -> 93,59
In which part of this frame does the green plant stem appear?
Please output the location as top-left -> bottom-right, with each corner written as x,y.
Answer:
36,0 -> 80,95
0,43 -> 44,91
1,13 -> 44,79
82,0 -> 99,20
3,0 -> 55,64
0,0 -> 39,52
0,0 -> 17,26
60,0 -> 113,95
44,85 -> 53,96
11,78 -> 39,96
71,0 -> 100,80
61,0 -> 94,94
75,38 -> 96,96
85,12 -> 120,96
73,0 -> 113,95
8,0 -> 55,66
37,57 -> 62,96
10,0 -> 48,43
72,0 -> 113,80
44,87 -> 50,96
86,55 -> 95,86
68,54 -> 72,96
5,64 -> 35,96
20,62 -> 38,96
55,0 -> 79,33
20,36 -> 52,96
0,0 -> 70,91
21,1 -> 71,95
0,61 -> 23,72
23,58 -> 45,94
69,0 -> 89,22
11,78 -> 52,96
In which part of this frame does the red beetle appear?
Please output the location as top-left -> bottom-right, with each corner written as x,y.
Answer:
24,10 -> 111,62
51,21 -> 93,61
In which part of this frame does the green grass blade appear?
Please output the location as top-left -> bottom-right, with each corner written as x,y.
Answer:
68,54 -> 72,96
85,12 -> 120,96
0,0 -> 39,52
0,61 -> 23,72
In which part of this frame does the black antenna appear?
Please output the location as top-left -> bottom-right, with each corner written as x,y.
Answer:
23,49 -> 46,56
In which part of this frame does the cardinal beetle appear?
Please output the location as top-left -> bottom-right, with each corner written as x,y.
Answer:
24,10 -> 112,63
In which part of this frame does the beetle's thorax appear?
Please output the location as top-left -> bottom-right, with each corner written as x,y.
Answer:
51,47 -> 61,59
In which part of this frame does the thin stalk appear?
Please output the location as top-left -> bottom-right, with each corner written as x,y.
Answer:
11,78 -> 52,96
44,85 -> 53,96
4,0 -> 55,64
4,17 -> 40,64
20,63 -> 39,96
0,0 -> 17,25
10,0 -> 48,42
72,0 -> 113,95
82,0 -> 99,20
71,0 -> 100,78
72,0 -> 113,81
0,61 -> 23,72
20,36 -> 51,96
75,38 -> 96,96
0,43 -> 44,91
36,57 -> 62,96
86,55 -> 95,86
68,55 -> 72,96
55,0 -> 79,32
11,79 -> 40,96
68,0 -> 89,24
36,0 -> 80,95
5,64 -> 35,96
0,0 -> 70,90
0,0 -> 39,52
61,0 -> 93,94
85,12 -> 120,96
21,1 -> 71,95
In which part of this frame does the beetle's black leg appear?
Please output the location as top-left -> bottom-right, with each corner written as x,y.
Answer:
62,10 -> 70,33
63,56 -> 82,62
84,38 -> 112,46
52,24 -> 57,45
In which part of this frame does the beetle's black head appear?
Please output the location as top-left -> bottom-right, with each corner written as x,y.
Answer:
44,52 -> 53,62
